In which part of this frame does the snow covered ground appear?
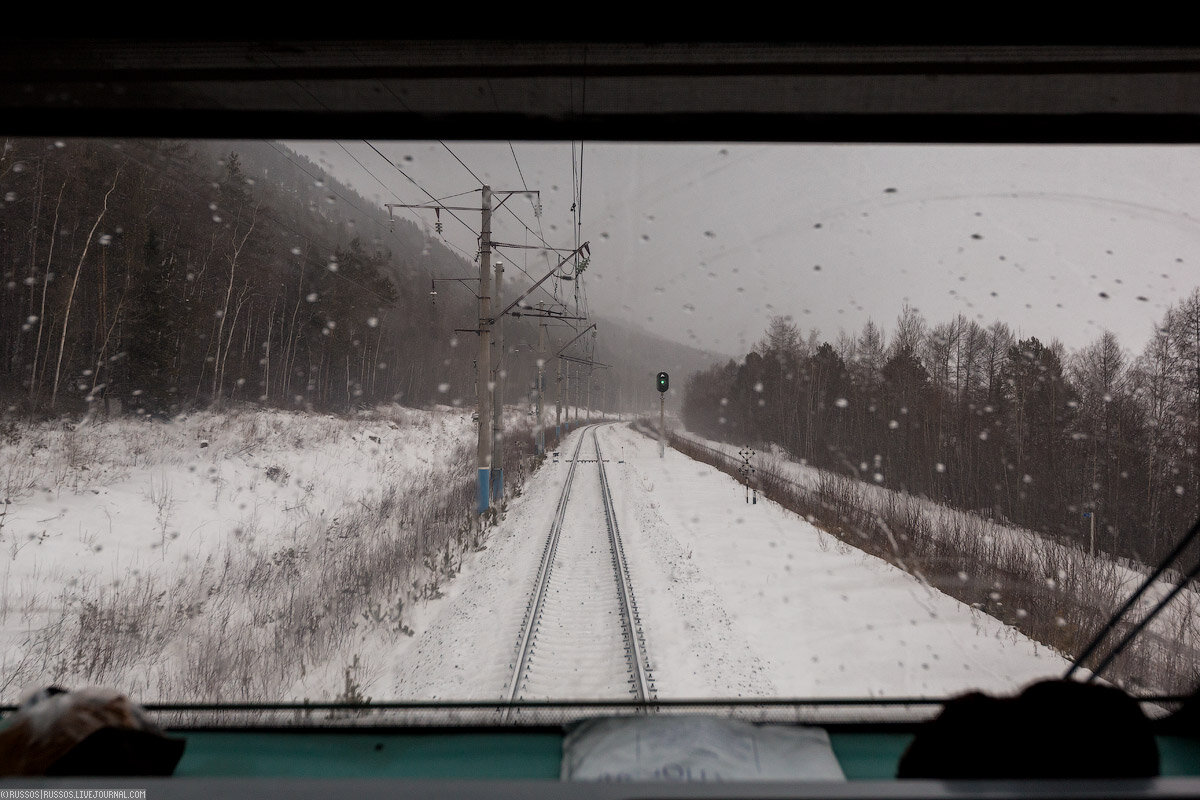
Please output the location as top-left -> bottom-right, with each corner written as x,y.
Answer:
0,404 -> 476,701
0,408 -> 1121,708
374,422 -> 1069,703
669,426 -> 1199,693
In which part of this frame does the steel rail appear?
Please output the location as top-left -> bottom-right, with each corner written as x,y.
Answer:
505,429 -> 588,716
593,425 -> 654,702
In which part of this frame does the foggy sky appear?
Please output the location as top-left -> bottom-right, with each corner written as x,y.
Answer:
283,141 -> 1200,361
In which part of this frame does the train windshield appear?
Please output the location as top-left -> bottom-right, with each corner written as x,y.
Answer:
0,139 -> 1197,723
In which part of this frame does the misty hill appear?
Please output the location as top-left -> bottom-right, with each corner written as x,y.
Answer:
0,138 -> 723,419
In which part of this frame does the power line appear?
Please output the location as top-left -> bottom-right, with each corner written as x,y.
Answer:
424,135 -> 571,311
441,141 -> 485,186
267,53 -> 484,268
363,140 -> 479,240
486,79 -> 561,306
344,62 -> 574,315
331,140 -> 477,263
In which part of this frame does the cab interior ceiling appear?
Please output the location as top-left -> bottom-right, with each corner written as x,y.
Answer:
3,41 -> 1200,141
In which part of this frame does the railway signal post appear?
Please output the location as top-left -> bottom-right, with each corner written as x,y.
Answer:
656,371 -> 669,458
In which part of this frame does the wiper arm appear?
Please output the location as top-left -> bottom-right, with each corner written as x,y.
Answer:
1065,514 -> 1200,682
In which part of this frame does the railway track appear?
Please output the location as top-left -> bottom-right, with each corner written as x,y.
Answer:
505,424 -> 655,714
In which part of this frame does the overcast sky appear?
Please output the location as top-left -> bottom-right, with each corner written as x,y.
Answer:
283,141 -> 1200,360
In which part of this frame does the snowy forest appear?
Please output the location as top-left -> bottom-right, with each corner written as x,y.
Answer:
0,139 -> 714,421
683,302 -> 1200,568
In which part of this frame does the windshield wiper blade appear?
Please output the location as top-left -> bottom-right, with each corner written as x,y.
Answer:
1065,514 -> 1200,682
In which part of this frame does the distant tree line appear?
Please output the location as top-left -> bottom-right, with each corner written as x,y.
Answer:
0,138 -> 482,416
683,298 -> 1200,566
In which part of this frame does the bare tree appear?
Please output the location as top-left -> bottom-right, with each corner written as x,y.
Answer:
50,167 -> 121,409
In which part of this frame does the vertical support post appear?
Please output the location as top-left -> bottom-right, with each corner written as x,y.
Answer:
565,361 -> 571,430
477,185 -> 492,515
492,260 -> 505,504
537,308 -> 546,455
555,356 -> 562,441
659,393 -> 665,458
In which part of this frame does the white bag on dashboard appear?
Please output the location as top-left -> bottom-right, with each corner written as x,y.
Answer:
561,715 -> 846,782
